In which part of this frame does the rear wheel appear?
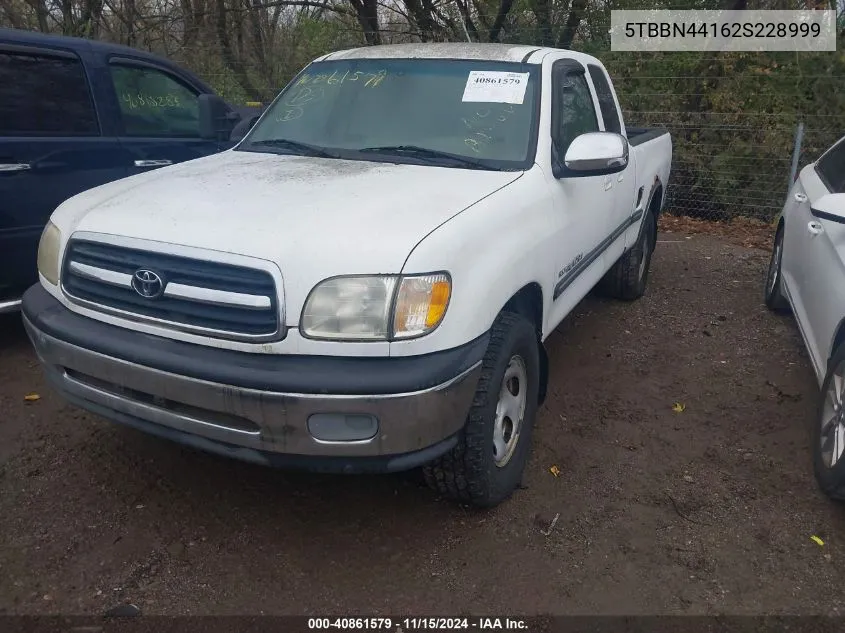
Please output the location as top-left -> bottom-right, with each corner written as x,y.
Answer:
600,210 -> 656,301
423,311 -> 540,508
813,344 -> 845,501
764,225 -> 790,312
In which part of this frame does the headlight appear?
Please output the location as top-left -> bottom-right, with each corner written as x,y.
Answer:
300,273 -> 451,341
37,221 -> 61,286
301,276 -> 397,340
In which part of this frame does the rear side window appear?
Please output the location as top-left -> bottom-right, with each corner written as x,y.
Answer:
587,65 -> 621,134
109,64 -> 200,137
0,51 -> 98,136
816,139 -> 845,193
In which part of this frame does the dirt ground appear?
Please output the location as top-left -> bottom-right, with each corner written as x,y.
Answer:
2,230 -> 845,617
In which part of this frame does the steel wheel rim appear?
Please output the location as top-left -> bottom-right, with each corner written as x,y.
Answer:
821,360 -> 845,469
767,237 -> 782,297
493,355 -> 528,468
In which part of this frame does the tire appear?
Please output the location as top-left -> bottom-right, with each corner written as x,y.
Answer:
764,225 -> 790,312
813,343 -> 845,501
422,311 -> 540,508
600,210 -> 656,301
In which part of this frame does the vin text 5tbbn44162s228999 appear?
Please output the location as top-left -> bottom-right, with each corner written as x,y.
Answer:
22,43 -> 672,508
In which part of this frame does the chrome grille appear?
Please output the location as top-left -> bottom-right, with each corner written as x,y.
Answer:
61,239 -> 282,339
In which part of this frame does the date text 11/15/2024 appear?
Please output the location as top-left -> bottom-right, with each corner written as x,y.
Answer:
307,617 -> 529,631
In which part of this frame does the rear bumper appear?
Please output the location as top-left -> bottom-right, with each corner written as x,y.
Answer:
22,284 -> 486,473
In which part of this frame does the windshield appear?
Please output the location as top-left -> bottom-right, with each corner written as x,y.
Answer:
238,58 -> 540,171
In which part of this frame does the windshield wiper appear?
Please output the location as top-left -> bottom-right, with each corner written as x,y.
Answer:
357,145 -> 493,170
245,139 -> 339,159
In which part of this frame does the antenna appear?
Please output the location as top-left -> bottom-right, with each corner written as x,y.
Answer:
456,1 -> 472,42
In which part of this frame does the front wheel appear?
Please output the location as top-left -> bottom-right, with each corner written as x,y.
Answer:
813,344 -> 845,501
423,311 -> 540,508
764,225 -> 790,312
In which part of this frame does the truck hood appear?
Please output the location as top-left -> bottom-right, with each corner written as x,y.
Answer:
55,149 -> 522,320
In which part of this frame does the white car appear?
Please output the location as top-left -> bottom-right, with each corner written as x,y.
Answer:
766,135 -> 845,499
23,44 -> 672,507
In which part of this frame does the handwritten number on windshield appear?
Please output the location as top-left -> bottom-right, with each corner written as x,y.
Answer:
276,69 -> 388,123
275,85 -> 325,122
293,69 -> 387,89
463,104 -> 516,154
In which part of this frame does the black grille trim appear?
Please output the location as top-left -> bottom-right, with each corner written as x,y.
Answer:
61,239 -> 282,339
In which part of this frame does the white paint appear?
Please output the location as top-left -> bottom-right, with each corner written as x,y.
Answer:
461,71 -> 529,104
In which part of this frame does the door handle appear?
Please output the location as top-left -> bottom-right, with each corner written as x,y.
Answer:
0,163 -> 31,172
808,221 -> 824,236
604,176 -> 612,191
794,192 -> 808,203
134,159 -> 172,168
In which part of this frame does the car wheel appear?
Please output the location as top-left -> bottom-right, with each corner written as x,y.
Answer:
814,343 -> 845,501
422,311 -> 540,508
600,210 -> 656,301
764,225 -> 790,312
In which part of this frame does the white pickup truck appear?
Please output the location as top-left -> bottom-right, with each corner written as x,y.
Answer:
22,44 -> 672,507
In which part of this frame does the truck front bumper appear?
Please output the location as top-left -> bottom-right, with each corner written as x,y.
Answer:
21,284 -> 486,473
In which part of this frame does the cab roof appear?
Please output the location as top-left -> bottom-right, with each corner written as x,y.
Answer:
320,43 -> 598,66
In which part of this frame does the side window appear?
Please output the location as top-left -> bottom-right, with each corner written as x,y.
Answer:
110,64 -> 200,137
552,71 -> 599,158
816,139 -> 845,194
587,64 -> 622,134
0,50 -> 98,136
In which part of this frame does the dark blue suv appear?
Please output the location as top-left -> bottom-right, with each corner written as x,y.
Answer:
0,28 -> 259,313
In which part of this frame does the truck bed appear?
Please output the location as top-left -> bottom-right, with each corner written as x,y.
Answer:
626,126 -> 670,147
627,124 -> 672,213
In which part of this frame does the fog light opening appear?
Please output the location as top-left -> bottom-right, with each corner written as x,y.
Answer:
307,413 -> 379,442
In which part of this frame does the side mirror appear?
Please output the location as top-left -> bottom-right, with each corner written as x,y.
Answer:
198,94 -> 239,141
557,132 -> 629,178
811,193 -> 845,224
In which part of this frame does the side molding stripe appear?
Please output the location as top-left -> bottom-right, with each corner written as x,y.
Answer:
553,211 -> 643,301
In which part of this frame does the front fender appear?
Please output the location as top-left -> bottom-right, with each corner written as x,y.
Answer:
389,169 -> 555,357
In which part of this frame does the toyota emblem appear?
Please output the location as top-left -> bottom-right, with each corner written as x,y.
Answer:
131,269 -> 165,299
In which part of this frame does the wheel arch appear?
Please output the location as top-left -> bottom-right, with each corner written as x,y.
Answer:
501,282 -> 548,405
648,177 -> 664,215
830,319 -> 845,371
647,179 -> 663,244
633,176 -> 664,248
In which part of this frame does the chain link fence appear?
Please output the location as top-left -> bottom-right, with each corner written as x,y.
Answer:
607,110 -> 845,223
628,111 -> 794,222
604,61 -> 845,223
